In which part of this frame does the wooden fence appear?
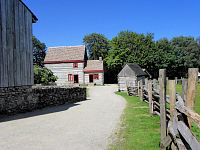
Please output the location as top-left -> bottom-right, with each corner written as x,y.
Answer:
128,68 -> 200,150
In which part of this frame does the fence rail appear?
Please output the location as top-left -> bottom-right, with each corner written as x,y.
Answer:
127,68 -> 200,150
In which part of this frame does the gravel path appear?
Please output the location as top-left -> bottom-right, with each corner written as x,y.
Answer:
0,85 -> 126,150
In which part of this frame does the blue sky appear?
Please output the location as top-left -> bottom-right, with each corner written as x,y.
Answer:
24,0 -> 200,47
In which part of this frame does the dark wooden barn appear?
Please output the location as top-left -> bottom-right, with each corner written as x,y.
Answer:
0,0 -> 37,88
118,64 -> 149,91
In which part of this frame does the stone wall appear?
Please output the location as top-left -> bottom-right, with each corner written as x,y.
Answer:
32,86 -> 86,109
0,86 -> 86,115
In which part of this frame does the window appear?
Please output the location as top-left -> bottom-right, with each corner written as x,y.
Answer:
68,74 -> 73,81
93,74 -> 99,80
73,63 -> 78,68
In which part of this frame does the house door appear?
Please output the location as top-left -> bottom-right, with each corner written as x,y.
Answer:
89,74 -> 93,83
74,75 -> 79,83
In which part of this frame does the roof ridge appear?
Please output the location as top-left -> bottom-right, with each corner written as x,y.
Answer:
48,45 -> 85,49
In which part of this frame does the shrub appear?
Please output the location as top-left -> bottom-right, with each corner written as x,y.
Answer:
34,65 -> 58,85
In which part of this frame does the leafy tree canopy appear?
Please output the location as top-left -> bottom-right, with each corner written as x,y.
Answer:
33,36 -> 46,67
170,36 -> 200,77
82,31 -> 200,82
33,36 -> 57,84
83,33 -> 110,60
34,65 -> 58,85
106,31 -> 156,78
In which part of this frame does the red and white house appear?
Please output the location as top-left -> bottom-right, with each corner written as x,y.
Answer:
44,45 -> 104,85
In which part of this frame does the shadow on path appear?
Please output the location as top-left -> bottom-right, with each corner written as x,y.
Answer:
0,102 -> 81,123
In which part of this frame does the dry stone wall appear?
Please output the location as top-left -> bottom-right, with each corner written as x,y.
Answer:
0,86 -> 86,115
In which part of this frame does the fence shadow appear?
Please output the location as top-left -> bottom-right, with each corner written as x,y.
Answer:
0,102 -> 81,123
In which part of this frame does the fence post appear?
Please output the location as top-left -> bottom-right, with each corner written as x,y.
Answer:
175,77 -> 178,84
140,80 -> 143,101
148,80 -> 153,114
168,80 -> 176,150
153,79 -> 157,91
186,68 -> 198,128
137,81 -> 140,97
169,80 -> 176,119
145,78 -> 148,90
182,78 -> 188,103
159,69 -> 167,150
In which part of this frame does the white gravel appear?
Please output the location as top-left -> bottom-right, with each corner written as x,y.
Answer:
0,85 -> 126,150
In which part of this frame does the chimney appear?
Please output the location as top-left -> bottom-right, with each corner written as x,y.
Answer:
99,57 -> 102,61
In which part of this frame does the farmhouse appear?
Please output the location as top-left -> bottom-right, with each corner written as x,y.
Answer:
44,45 -> 104,85
118,64 -> 149,91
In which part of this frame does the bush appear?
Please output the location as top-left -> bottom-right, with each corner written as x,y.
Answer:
34,65 -> 58,85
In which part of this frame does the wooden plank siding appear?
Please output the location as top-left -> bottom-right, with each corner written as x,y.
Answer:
0,0 -> 35,87
29,12 -> 34,85
1,0 -> 8,87
0,0 -> 2,86
14,0 -> 21,85
45,63 -> 85,85
6,0 -> 14,87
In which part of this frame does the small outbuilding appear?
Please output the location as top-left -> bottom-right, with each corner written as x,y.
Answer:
118,64 -> 149,91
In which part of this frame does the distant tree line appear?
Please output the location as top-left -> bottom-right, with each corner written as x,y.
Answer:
83,32 -> 200,83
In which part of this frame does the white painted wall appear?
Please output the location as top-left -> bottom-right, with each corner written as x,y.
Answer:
45,63 -> 85,86
84,73 -> 104,85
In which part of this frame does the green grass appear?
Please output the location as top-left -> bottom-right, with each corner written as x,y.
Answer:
192,122 -> 200,141
194,84 -> 200,114
109,92 -> 160,150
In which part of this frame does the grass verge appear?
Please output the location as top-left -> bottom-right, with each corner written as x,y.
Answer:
109,92 -> 160,150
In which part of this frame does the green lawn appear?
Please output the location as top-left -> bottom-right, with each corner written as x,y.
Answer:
109,92 -> 160,150
110,84 -> 200,149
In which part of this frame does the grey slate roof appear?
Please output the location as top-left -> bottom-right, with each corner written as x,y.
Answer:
44,45 -> 85,62
128,64 -> 147,76
84,60 -> 104,71
118,64 -> 148,77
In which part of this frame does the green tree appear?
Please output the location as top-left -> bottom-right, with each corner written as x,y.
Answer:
83,33 -> 110,60
33,36 -> 46,67
34,65 -> 58,85
106,31 -> 156,80
83,31 -> 200,83
170,36 -> 200,77
33,36 -> 57,84
155,38 -> 176,77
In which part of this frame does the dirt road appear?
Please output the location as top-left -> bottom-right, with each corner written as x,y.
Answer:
0,85 -> 126,150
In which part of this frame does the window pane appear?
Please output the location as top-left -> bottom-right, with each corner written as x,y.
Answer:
68,74 -> 73,81
73,63 -> 78,68
94,74 -> 99,80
